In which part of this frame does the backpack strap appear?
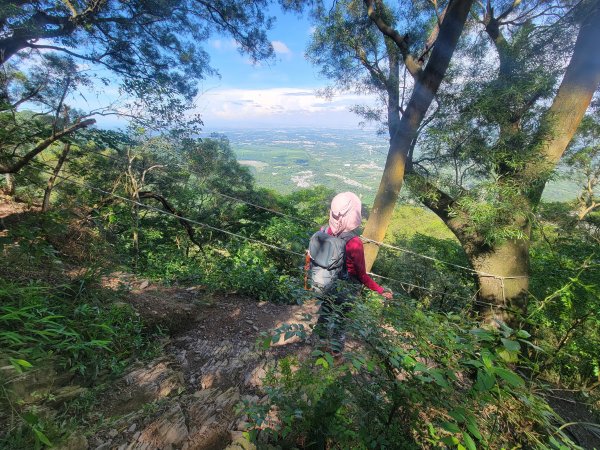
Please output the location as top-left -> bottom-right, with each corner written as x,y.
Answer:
337,230 -> 359,281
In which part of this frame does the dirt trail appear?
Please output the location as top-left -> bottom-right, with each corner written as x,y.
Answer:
82,277 -> 600,450
83,277 -> 319,450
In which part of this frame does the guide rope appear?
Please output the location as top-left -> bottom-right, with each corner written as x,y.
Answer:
361,237 -> 528,281
75,147 -> 320,226
367,272 -> 513,311
30,164 -> 306,257
75,149 -> 526,283
30,162 -> 516,310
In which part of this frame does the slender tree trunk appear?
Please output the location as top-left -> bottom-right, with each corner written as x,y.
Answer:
468,239 -> 530,326
132,203 -> 139,269
529,0 -> 600,204
3,173 -> 15,195
42,142 -> 71,212
363,0 -> 474,271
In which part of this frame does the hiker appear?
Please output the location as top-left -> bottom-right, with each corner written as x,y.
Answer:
308,191 -> 392,351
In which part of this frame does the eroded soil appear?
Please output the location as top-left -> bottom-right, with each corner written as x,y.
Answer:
81,276 -> 319,450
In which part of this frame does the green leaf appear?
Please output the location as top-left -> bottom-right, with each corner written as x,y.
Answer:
521,340 -> 544,352
324,353 -> 334,368
351,358 -> 362,370
283,331 -> 295,341
516,330 -> 531,339
427,422 -> 439,439
440,421 -> 460,433
448,410 -> 466,423
474,370 -> 495,391
497,348 -> 518,363
441,436 -> 459,447
494,367 -> 525,387
33,428 -> 52,446
402,355 -> 416,367
413,362 -> 428,372
463,359 -> 483,368
462,432 -> 476,450
481,350 -> 493,369
10,358 -> 32,368
430,370 -> 449,388
315,358 -> 329,369
501,338 -> 521,352
465,419 -> 482,441
470,328 -> 494,341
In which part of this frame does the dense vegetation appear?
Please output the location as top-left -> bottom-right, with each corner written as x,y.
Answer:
1,0 -> 599,448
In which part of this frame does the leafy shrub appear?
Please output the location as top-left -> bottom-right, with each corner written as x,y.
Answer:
0,277 -> 160,376
0,277 -> 162,449
248,295 -> 579,449
528,221 -> 600,383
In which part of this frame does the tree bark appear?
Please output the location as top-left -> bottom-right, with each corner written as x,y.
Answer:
362,0 -> 474,271
138,191 -> 205,250
42,142 -> 71,212
528,0 -> 600,204
468,239 -> 530,326
3,174 -> 15,195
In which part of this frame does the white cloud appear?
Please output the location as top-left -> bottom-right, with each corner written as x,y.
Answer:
210,38 -> 239,51
195,87 -> 379,128
272,40 -> 291,55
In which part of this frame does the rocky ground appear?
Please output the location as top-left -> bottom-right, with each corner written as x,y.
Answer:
73,276 -> 320,450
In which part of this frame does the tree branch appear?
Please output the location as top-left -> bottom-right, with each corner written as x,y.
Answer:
364,0 -> 423,78
138,191 -> 204,250
0,118 -> 95,174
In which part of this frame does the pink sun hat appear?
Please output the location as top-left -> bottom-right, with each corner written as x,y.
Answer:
328,192 -> 362,236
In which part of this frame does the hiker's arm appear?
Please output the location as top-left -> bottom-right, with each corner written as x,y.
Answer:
346,239 -> 384,294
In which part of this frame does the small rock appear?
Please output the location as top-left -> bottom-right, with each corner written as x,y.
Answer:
252,326 -> 259,332
237,421 -> 250,431
108,429 -> 118,438
245,319 -> 253,325
58,433 -> 88,450
132,431 -> 141,440
128,423 -> 137,433
139,280 -> 149,289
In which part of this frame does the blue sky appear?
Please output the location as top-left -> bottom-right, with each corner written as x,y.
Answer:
69,6 -> 378,130
190,7 -> 377,130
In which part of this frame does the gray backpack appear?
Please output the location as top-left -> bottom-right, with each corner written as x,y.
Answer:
308,227 -> 357,294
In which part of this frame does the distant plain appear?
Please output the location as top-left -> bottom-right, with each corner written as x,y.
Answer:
204,128 -> 580,205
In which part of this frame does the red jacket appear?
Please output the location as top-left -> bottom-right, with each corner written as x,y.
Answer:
326,227 -> 384,294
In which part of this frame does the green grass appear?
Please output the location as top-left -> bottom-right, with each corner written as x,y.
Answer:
384,205 -> 458,242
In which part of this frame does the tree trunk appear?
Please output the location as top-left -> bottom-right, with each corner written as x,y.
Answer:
3,174 -> 15,195
363,0 -> 474,271
132,203 -> 140,269
529,0 -> 600,204
468,239 -> 530,326
42,142 -> 71,212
